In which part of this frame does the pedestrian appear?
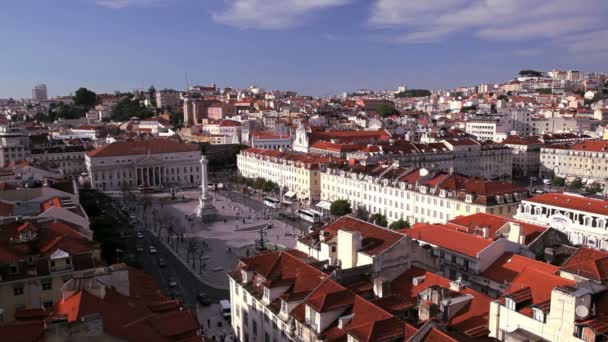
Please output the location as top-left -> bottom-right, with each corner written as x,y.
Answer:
207,319 -> 211,328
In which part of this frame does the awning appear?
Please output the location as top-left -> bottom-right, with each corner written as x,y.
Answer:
316,201 -> 331,210
284,191 -> 296,198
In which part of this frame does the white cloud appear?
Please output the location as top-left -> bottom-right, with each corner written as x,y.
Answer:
212,0 -> 349,29
370,0 -> 608,44
95,0 -> 166,9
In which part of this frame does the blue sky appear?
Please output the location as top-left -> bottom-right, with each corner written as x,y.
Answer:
1,0 -> 607,98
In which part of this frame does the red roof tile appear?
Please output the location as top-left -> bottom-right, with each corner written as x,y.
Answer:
401,223 -> 493,258
561,247 -> 608,282
526,193 -> 608,217
447,213 -> 546,244
86,139 -> 199,158
481,253 -> 559,285
317,216 -> 405,257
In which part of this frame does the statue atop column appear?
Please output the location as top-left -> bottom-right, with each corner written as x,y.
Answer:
195,154 -> 217,222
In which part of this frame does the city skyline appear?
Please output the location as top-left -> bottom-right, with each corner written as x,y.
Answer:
1,0 -> 607,98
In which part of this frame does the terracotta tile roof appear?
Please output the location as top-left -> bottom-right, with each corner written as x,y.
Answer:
317,216 -> 405,257
501,135 -> 543,145
502,268 -> 575,311
481,253 -> 559,285
391,271 -> 492,335
51,285 -> 200,342
446,213 -> 546,244
560,247 -> 608,282
310,129 -> 392,145
310,141 -> 366,153
307,288 -> 354,312
419,327 -> 460,342
86,139 -> 200,158
401,223 -> 493,258
526,193 -> 608,217
250,131 -> 290,139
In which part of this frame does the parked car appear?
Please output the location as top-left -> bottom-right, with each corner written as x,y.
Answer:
136,245 -> 144,253
168,278 -> 177,287
158,257 -> 167,268
136,232 -> 144,239
543,179 -> 552,185
149,245 -> 157,254
197,292 -> 211,306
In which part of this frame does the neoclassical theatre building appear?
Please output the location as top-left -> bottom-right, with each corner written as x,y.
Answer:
85,139 -> 202,191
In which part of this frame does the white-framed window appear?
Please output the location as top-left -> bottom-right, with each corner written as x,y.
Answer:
505,297 -> 516,310
532,307 -> 545,322
263,287 -> 270,302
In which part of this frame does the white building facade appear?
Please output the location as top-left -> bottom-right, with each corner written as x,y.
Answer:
85,139 -> 201,191
515,193 -> 608,251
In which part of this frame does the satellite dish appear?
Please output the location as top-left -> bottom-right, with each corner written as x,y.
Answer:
576,305 -> 589,319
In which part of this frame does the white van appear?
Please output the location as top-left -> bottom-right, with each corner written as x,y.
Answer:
219,299 -> 231,320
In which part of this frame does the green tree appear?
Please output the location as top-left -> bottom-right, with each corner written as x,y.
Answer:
461,105 -> 478,113
377,104 -> 399,118
394,89 -> 431,98
369,213 -> 388,227
148,86 -> 157,107
552,176 -> 565,187
330,199 -> 352,216
518,70 -> 543,77
111,96 -> 154,121
587,183 -> 603,194
570,178 -> 583,189
537,88 -> 552,95
73,87 -> 97,108
389,219 -> 410,230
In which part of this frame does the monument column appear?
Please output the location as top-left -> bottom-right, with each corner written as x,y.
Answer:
195,154 -> 217,222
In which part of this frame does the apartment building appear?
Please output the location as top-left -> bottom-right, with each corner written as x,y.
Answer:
155,89 -> 181,109
296,216 -> 437,288
465,119 -> 511,142
202,119 -> 242,144
350,139 -> 513,180
0,218 -> 101,322
0,264 -> 201,340
320,164 -> 527,224
539,140 -> 608,186
0,126 -> 30,166
237,148 -> 343,203
228,250 -> 417,342
515,192 -> 608,251
400,221 -> 537,296
30,144 -> 93,176
249,132 -> 292,150
501,135 -> 544,177
85,139 -> 201,191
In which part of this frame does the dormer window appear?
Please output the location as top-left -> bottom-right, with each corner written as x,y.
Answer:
505,297 -> 516,310
514,193 -> 521,201
281,300 -> 288,314
264,287 -> 270,302
496,195 -> 504,204
532,307 -> 545,322
465,195 -> 473,203
439,189 -> 446,197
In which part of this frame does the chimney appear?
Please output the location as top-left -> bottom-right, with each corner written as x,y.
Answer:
507,222 -> 525,244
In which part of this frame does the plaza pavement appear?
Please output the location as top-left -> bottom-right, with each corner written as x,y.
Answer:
145,189 -> 300,289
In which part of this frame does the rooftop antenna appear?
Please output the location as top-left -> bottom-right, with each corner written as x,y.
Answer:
185,72 -> 190,90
